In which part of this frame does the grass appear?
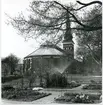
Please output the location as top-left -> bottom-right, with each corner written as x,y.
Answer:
67,75 -> 102,84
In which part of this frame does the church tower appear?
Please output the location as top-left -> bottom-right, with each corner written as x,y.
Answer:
63,12 -> 74,59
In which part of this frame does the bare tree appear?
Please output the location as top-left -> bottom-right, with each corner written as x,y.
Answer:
76,4 -> 102,65
7,0 -> 102,43
6,0 -> 102,75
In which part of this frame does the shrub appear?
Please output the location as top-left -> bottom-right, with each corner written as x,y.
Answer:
48,74 -> 68,88
64,93 -> 79,96
2,85 -> 15,91
2,75 -> 22,83
67,81 -> 81,88
82,84 -> 102,90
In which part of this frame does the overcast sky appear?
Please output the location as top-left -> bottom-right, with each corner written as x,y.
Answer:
1,0 -> 101,59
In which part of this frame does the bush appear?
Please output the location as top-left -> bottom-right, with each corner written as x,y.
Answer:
90,80 -> 97,84
55,93 -> 101,103
7,94 -> 17,99
47,74 -> 68,88
2,85 -> 15,91
64,93 -> 79,96
67,81 -> 81,88
2,75 -> 22,83
82,84 -> 102,90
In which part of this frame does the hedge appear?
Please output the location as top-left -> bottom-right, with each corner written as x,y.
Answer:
2,75 -> 23,83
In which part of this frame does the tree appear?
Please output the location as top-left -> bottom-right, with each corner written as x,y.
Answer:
7,0 -> 102,44
1,62 -> 11,76
2,54 -> 20,75
75,5 -> 102,75
6,0 -> 102,76
54,0 -> 102,31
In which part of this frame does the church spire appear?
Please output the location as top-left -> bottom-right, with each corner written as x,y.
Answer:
63,11 -> 74,59
63,12 -> 72,42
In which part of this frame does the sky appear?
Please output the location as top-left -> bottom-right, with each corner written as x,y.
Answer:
1,0 -> 101,59
1,0 -> 39,59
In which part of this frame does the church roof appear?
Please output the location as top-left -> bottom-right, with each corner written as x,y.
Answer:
25,41 -> 67,58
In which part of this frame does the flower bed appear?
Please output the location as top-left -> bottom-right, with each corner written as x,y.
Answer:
55,93 -> 101,103
2,88 -> 51,101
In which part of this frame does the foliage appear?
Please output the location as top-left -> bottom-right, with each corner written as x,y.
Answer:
75,4 -> 102,75
2,75 -> 22,83
2,84 -> 15,91
6,1 -> 102,76
68,81 -> 81,88
47,73 -> 68,88
64,60 -> 84,74
7,1 -> 102,43
55,92 -> 101,103
82,80 -> 102,90
76,5 -> 102,62
2,88 -> 51,101
2,54 -> 20,75
83,84 -> 102,90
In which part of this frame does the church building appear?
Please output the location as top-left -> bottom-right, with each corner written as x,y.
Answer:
23,13 -> 82,86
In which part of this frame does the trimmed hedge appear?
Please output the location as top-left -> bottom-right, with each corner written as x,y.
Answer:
2,75 -> 23,83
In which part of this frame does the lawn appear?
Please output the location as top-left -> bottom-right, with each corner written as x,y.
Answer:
67,75 -> 102,84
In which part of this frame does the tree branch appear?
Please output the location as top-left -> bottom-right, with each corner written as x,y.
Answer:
77,0 -> 102,6
85,44 -> 101,65
71,26 -> 102,31
54,1 -> 102,31
74,1 -> 102,11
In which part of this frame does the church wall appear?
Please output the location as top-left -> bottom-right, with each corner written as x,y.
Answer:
24,56 -> 70,75
23,55 -> 73,87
